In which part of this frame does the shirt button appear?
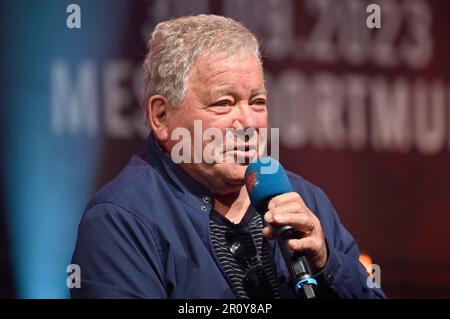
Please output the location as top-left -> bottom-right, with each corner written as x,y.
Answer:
326,274 -> 334,285
200,205 -> 207,212
202,195 -> 211,204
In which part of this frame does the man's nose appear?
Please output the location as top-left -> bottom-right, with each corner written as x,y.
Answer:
233,103 -> 257,129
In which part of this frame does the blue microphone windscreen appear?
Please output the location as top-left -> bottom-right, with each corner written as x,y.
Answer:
245,157 -> 293,213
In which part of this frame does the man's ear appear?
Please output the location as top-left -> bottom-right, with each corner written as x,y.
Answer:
147,95 -> 170,142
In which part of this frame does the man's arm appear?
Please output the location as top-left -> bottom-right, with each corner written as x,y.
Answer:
71,202 -> 166,298
312,186 -> 386,299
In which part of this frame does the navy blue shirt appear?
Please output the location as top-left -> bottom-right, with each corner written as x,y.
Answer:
71,135 -> 386,299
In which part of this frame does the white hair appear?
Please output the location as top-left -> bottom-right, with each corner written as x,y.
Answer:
141,14 -> 262,110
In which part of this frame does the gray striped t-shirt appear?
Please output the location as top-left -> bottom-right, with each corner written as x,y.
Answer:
209,208 -> 281,299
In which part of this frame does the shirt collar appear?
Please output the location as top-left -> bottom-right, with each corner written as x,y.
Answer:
146,133 -> 214,208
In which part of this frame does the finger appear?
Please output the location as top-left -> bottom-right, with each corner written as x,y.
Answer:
262,225 -> 275,239
269,210 -> 315,233
287,237 -> 318,253
264,202 -> 304,223
288,236 -> 328,271
267,192 -> 307,210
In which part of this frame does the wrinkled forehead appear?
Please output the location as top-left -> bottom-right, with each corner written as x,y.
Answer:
188,53 -> 266,94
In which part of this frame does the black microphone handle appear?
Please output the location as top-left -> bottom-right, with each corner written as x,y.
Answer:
273,224 -> 317,299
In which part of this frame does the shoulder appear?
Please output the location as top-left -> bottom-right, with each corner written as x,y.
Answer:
74,155 -> 165,259
81,154 -> 165,226
87,155 -> 151,205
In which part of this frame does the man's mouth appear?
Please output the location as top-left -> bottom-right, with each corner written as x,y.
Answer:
222,144 -> 258,163
224,142 -> 258,152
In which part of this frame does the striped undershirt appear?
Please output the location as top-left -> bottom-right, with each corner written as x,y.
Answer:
209,208 -> 281,299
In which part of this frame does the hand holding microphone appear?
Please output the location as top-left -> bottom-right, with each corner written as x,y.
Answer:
245,157 -> 328,298
262,192 -> 328,272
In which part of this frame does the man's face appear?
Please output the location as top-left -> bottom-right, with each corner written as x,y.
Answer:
163,53 -> 268,195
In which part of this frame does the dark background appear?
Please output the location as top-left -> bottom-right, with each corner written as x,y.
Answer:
1,0 -> 449,298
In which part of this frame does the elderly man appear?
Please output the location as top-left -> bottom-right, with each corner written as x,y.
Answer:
71,15 -> 385,299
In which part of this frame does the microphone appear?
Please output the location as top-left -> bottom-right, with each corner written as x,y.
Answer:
244,157 -> 317,299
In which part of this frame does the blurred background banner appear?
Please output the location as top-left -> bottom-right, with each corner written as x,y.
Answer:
0,0 -> 449,298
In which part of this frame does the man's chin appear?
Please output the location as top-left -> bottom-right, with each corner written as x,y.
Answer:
218,163 -> 247,184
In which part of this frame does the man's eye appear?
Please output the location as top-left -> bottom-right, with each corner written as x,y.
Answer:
253,99 -> 266,105
212,100 -> 233,107
251,99 -> 267,107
